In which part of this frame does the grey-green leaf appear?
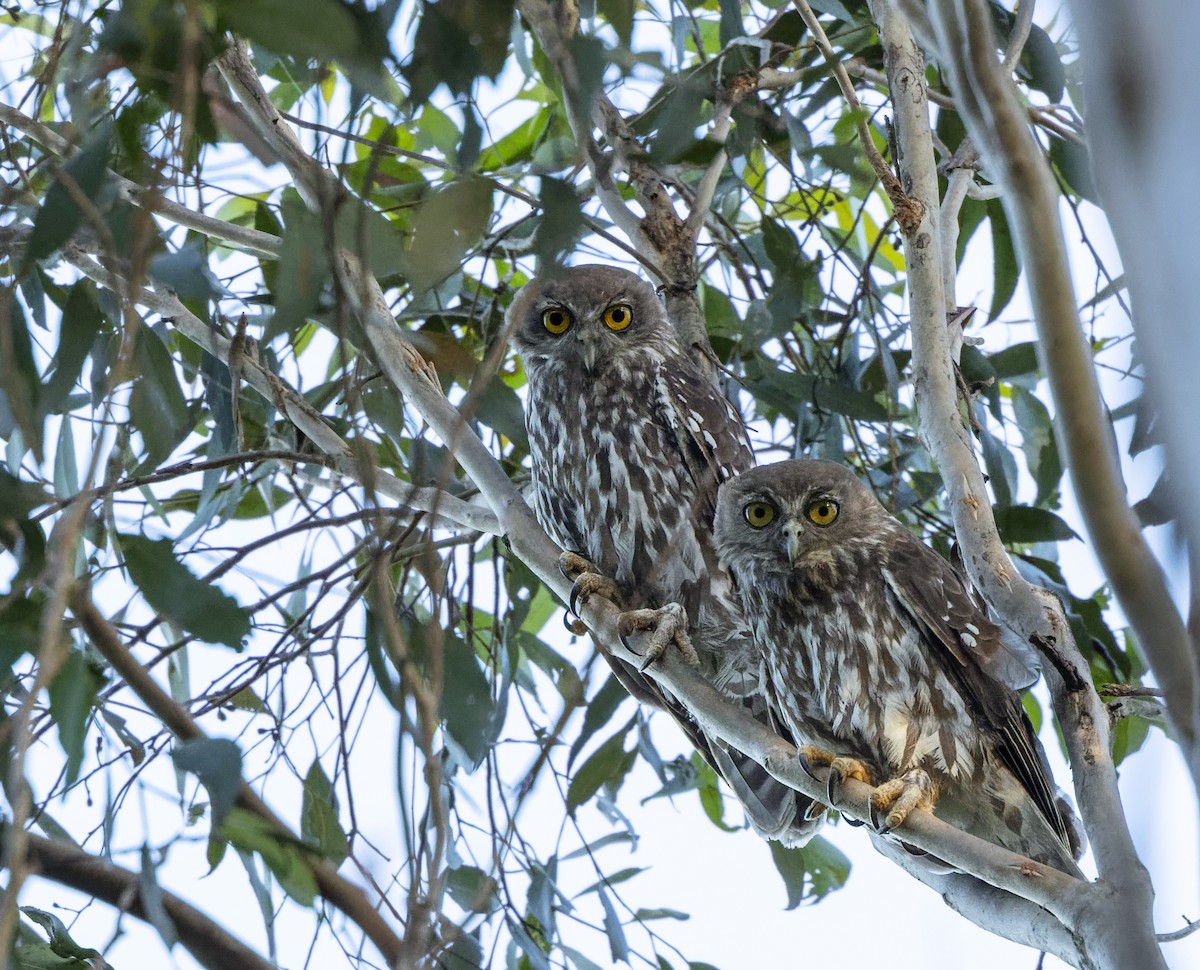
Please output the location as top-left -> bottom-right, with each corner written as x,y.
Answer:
172,738 -> 243,826
301,759 -> 350,865
121,534 -> 251,648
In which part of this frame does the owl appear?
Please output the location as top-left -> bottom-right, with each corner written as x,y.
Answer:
508,264 -> 822,846
712,458 -> 1083,873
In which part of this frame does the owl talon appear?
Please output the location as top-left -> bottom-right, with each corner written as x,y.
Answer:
868,769 -> 937,834
796,746 -> 872,808
616,603 -> 699,670
562,611 -> 588,635
558,553 -> 622,617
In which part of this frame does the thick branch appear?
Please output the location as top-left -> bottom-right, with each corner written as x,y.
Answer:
1066,0 -> 1200,755
71,590 -> 404,966
923,0 -> 1197,763
872,840 -> 1087,967
17,829 -> 276,970
870,3 -> 1165,967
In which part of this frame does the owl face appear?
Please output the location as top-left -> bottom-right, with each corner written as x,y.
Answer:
714,459 -> 888,576
507,264 -> 677,374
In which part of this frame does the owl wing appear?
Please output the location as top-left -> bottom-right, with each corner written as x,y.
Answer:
880,537 -> 1071,847
654,358 -> 754,524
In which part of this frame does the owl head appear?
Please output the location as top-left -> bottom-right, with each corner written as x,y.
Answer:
507,264 -> 678,374
714,459 -> 891,576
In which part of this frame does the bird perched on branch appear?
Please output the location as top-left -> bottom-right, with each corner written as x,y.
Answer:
713,458 -> 1083,873
508,264 -> 822,846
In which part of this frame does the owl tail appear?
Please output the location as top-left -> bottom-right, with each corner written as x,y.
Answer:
706,734 -> 824,847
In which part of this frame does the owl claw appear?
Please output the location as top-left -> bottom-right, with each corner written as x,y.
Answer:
562,611 -> 588,636
868,769 -> 937,834
557,552 -> 621,617
796,746 -> 872,809
616,603 -> 699,670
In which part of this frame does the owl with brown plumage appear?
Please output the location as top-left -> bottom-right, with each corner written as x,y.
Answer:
508,264 -> 822,846
713,458 -> 1083,873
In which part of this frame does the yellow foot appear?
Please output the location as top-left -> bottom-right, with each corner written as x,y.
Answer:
796,745 -> 872,807
868,768 -> 937,833
617,602 -> 699,671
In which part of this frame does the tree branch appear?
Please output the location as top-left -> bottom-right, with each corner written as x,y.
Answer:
70,589 -> 405,967
36,242 -> 499,537
16,829 -> 276,970
922,0 -> 1198,768
790,0 -> 924,234
1066,0 -> 1200,757
869,2 -> 1166,966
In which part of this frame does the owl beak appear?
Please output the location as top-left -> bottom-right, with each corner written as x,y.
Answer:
783,519 -> 804,566
578,335 -> 598,372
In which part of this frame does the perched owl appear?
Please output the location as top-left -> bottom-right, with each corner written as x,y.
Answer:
508,264 -> 822,845
713,458 -> 1083,873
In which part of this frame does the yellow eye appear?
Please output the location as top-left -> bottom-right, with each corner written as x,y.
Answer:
807,499 -> 839,527
743,501 -> 775,529
543,307 -> 572,334
603,304 -> 633,331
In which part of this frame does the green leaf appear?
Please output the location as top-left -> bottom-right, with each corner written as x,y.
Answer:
633,908 -> 688,921
694,754 -> 737,833
19,907 -> 101,963
121,534 -> 251,648
598,0 -> 634,47
271,192 -> 331,338
471,375 -> 527,445
993,505 -> 1079,544
987,198 -> 1018,321
568,674 -> 628,770
47,650 -> 104,786
989,341 -> 1040,380
42,283 -> 103,415
768,835 -> 850,910
1050,136 -> 1098,204
403,0 -> 515,103
980,430 -> 1018,510
217,0 -> 391,94
0,290 -> 44,460
138,844 -> 179,948
403,178 -> 494,291
148,242 -> 231,300
301,759 -> 349,864
220,807 -> 319,906
566,717 -> 636,813
335,197 -> 407,278
1012,387 -> 1062,504
26,121 -> 113,265
129,326 -> 192,469
0,594 -> 45,673
441,627 -> 503,769
447,865 -> 499,914
597,885 -> 629,964
172,738 -> 243,826
717,0 -> 745,47
532,177 -> 585,269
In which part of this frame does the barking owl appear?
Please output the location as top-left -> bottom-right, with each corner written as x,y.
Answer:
713,458 -> 1082,873
508,264 -> 821,845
